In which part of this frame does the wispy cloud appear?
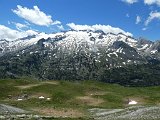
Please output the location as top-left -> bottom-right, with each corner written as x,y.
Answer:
142,27 -> 147,30
145,11 -> 160,26
136,16 -> 141,24
12,5 -> 61,26
122,0 -> 160,6
14,22 -> 28,30
144,0 -> 160,6
126,13 -> 130,18
57,25 -> 65,31
122,0 -> 138,4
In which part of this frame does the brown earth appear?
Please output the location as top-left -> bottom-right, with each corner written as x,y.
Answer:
76,96 -> 104,106
15,81 -> 59,89
32,108 -> 85,118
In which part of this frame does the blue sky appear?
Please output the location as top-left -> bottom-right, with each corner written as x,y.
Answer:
0,0 -> 160,40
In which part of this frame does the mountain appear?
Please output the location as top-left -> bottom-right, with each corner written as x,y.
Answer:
0,30 -> 160,86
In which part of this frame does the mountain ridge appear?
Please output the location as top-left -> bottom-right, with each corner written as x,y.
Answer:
0,30 -> 160,86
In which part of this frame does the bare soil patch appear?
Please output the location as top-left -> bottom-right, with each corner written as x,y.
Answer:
86,91 -> 108,96
15,81 -> 59,89
32,108 -> 84,118
16,84 -> 41,89
76,96 -> 104,106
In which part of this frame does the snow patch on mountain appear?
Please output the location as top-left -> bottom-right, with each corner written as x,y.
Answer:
0,30 -> 159,64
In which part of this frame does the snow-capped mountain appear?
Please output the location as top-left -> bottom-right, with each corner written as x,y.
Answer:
0,30 -> 160,70
1,30 -> 160,85
0,30 -> 158,63
0,33 -> 46,55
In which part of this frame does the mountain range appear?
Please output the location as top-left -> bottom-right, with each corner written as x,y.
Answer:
0,30 -> 160,86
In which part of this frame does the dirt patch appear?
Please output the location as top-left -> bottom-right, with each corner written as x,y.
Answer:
16,84 -> 41,89
86,91 -> 108,96
15,81 -> 59,89
76,96 -> 104,106
32,108 -> 84,118
41,81 -> 59,85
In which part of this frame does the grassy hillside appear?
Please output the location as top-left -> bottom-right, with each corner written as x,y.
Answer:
0,78 -> 160,119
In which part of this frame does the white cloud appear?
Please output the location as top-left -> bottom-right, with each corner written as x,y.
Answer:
126,13 -> 130,17
8,21 -> 11,25
57,25 -> 65,31
67,23 -> 133,36
142,27 -> 147,30
122,0 -> 160,6
144,0 -> 160,6
24,21 -> 31,26
136,16 -> 141,24
15,23 -> 28,29
122,0 -> 138,4
8,21 -> 29,30
13,22 -> 28,30
145,11 -> 160,26
12,5 -> 61,26
0,25 -> 38,41
52,20 -> 61,25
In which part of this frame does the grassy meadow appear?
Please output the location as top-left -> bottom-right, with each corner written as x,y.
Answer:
0,78 -> 160,119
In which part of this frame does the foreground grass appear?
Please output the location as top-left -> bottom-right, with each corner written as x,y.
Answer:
0,78 -> 160,119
